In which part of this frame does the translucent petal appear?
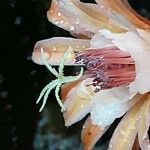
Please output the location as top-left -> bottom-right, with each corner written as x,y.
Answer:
47,0 -> 125,38
32,37 -> 90,65
130,51 -> 150,94
81,116 -> 109,150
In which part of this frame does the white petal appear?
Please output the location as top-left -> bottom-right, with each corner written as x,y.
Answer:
90,33 -> 113,48
90,86 -> 138,127
99,29 -> 149,54
130,51 -> 150,94
137,29 -> 150,44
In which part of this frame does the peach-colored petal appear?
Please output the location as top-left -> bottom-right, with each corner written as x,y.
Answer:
96,0 -> 150,30
47,0 -> 125,38
138,95 -> 150,150
32,37 -> 90,65
81,116 -> 109,150
61,80 -> 81,102
63,79 -> 95,126
108,94 -> 145,150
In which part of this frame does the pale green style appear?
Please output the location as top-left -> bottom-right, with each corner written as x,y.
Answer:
36,47 -> 84,112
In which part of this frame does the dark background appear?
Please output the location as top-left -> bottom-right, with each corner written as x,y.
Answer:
0,0 -> 149,150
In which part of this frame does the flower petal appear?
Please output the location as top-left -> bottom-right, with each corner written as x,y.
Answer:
90,86 -> 138,127
138,95 -> 150,150
99,29 -> 148,54
81,117 -> 109,150
61,80 -> 81,102
47,0 -> 125,38
108,94 -> 144,150
96,0 -> 150,30
32,37 -> 90,65
81,116 -> 109,150
90,33 -> 113,48
63,79 -> 95,126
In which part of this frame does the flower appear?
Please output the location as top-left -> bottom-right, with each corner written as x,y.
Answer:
32,0 -> 150,149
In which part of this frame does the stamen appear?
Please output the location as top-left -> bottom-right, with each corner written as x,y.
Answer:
76,46 -> 136,92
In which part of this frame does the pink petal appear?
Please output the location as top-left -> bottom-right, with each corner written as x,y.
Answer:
32,37 -> 90,65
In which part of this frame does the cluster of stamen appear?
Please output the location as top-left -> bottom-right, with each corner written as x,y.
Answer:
76,46 -> 136,92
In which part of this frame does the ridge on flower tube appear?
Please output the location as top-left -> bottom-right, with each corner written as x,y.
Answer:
32,0 -> 150,150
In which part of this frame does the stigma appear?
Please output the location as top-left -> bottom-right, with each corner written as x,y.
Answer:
75,46 -> 136,92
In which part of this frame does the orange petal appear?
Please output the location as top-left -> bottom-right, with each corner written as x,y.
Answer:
108,94 -> 145,150
96,0 -> 150,30
63,80 -> 95,126
138,94 -> 150,150
32,37 -> 90,65
47,0 -> 125,37
81,116 -> 109,150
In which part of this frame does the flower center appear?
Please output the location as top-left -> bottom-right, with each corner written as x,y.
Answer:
76,46 -> 136,92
